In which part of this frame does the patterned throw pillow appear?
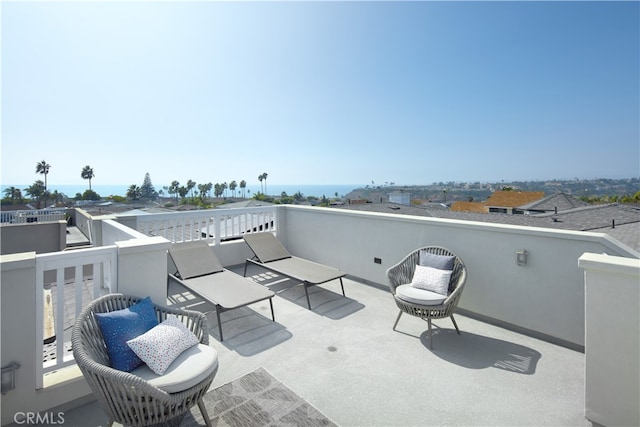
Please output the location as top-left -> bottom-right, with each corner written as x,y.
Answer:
410,265 -> 453,296
127,315 -> 200,375
94,297 -> 159,372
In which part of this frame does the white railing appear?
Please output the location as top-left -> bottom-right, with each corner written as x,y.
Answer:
35,245 -> 118,389
134,206 -> 277,244
12,208 -> 67,224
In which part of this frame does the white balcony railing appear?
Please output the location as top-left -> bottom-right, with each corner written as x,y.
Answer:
133,206 -> 277,244
35,245 -> 118,389
11,208 -> 67,224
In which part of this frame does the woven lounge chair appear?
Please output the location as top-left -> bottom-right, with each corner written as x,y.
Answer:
386,246 -> 467,349
72,293 -> 217,427
168,241 -> 275,341
242,232 -> 346,309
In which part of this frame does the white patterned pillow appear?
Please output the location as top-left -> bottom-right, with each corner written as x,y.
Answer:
410,265 -> 452,296
127,315 -> 199,375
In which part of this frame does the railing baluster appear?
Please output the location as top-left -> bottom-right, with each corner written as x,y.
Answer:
75,264 -> 83,320
54,268 -> 65,368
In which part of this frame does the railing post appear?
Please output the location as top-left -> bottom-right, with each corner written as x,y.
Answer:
116,236 -> 171,304
579,253 -> 640,427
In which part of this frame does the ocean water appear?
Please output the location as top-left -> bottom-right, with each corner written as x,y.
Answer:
1,184 -> 363,199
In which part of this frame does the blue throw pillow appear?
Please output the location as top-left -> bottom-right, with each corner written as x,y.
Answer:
95,297 -> 159,372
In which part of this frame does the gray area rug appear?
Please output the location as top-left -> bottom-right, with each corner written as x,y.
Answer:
180,367 -> 337,427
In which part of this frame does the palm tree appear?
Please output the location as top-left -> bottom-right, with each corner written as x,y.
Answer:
169,180 -> 180,204
214,183 -> 223,198
36,160 -> 51,206
3,186 -> 22,203
186,180 -> 196,199
81,165 -> 95,190
126,184 -> 141,200
25,180 -> 46,208
262,172 -> 268,195
258,174 -> 264,193
36,160 -> 51,190
240,180 -> 247,198
229,180 -> 237,197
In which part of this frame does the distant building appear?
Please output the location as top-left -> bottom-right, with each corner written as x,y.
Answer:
519,192 -> 589,215
388,191 -> 410,206
451,191 -> 545,214
483,191 -> 545,214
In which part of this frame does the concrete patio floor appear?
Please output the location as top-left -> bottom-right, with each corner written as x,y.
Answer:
55,264 -> 590,427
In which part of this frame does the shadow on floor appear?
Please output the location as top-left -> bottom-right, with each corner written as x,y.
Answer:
168,281 -> 292,357
245,270 -> 364,319
424,327 -> 542,375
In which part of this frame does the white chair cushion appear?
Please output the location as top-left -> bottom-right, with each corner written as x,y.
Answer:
395,284 -> 447,306
130,344 -> 218,393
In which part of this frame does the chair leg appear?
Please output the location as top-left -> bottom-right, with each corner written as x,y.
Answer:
216,307 -> 224,342
198,398 -> 213,427
392,310 -> 403,330
269,298 -> 275,322
339,277 -> 345,297
450,314 -> 460,335
428,318 -> 433,350
304,283 -> 312,309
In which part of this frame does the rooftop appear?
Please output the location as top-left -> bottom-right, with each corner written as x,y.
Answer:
1,204 -> 637,427
56,267 -> 588,427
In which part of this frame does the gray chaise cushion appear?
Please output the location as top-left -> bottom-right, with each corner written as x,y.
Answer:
169,241 -> 223,279
243,232 -> 292,263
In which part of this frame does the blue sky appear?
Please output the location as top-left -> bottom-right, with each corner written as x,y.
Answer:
2,1 -> 638,189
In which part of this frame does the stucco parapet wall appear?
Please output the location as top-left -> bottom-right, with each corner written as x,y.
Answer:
0,251 -> 36,269
578,252 -> 640,276
115,236 -> 171,253
91,214 -> 117,220
290,205 -> 638,258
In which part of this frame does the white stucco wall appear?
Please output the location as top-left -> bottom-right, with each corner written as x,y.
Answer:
276,205 -> 636,348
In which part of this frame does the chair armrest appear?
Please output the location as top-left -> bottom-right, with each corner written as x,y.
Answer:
386,250 -> 421,292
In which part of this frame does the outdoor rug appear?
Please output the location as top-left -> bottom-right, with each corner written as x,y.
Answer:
180,367 -> 338,426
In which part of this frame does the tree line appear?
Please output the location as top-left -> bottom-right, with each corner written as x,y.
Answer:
158,172 -> 268,206
2,161 -> 272,208
2,161 -> 96,208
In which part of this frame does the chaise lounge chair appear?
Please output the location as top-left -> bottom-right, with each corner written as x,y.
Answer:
168,241 -> 275,341
242,232 -> 346,309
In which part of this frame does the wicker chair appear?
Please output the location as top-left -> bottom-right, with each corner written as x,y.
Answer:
386,246 -> 467,349
72,294 -> 217,427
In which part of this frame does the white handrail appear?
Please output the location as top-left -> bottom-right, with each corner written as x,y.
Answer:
12,208 -> 67,224
134,206 -> 277,244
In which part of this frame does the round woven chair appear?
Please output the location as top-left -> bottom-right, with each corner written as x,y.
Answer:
72,293 -> 217,427
386,246 -> 467,349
